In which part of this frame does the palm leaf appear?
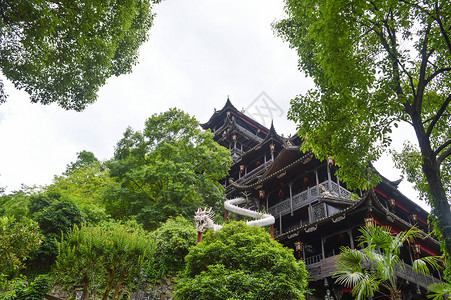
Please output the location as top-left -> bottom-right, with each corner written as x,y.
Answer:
427,282 -> 451,299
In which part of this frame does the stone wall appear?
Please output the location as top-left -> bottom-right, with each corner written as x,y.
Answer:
133,277 -> 176,300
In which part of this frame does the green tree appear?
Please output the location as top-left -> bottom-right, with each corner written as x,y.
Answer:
47,160 -> 114,224
0,0 -> 160,111
106,109 -> 231,229
147,216 -> 197,281
274,0 -> 451,271
28,193 -> 83,271
0,185 -> 40,219
0,275 -> 52,300
64,150 -> 99,176
334,224 -> 441,300
55,221 -> 152,300
0,216 -> 43,275
174,222 -> 309,300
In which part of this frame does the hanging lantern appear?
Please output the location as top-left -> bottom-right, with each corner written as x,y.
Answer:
270,143 -> 275,153
240,165 -> 245,173
327,157 -> 335,165
389,198 -> 396,207
303,177 -> 309,185
411,214 -> 417,222
364,217 -> 374,227
294,241 -> 303,252
259,190 -> 265,199
232,134 -> 237,141
412,244 -> 421,260
413,244 -> 421,254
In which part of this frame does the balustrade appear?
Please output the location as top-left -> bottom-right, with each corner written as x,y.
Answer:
304,255 -> 442,287
268,180 -> 351,218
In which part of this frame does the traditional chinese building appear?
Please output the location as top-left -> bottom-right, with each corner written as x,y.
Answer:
202,99 -> 443,300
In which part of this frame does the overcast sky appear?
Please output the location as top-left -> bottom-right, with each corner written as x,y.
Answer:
0,0 -> 425,209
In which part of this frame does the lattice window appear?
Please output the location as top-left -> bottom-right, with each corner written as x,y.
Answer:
312,203 -> 326,221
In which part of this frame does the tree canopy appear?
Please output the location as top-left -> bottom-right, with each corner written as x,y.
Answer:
0,216 -> 43,275
106,108 -> 231,229
174,222 -> 310,300
0,0 -> 160,111
55,221 -> 152,300
274,0 -> 451,272
146,216 -> 197,281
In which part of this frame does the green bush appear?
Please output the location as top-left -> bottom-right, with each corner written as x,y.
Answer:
174,222 -> 310,300
0,275 -> 51,300
147,216 -> 197,281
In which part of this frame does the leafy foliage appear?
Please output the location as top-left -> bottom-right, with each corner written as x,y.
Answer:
174,222 -> 309,300
106,109 -> 231,229
0,0 -> 159,110
46,160 -> 113,224
0,185 -> 40,219
334,225 -> 441,299
147,216 -> 197,281
275,0 -> 451,271
28,193 -> 83,271
64,150 -> 99,176
55,221 -> 153,300
0,275 -> 51,300
0,216 -> 42,274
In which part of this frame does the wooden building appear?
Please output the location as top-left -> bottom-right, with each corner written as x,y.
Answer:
201,99 -> 443,299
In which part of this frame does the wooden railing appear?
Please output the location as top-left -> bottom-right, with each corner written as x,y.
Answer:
235,160 -> 272,184
268,180 -> 352,218
304,254 -> 442,288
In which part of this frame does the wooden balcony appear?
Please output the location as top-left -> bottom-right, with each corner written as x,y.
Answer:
268,180 -> 352,218
304,255 -> 442,289
235,160 -> 272,184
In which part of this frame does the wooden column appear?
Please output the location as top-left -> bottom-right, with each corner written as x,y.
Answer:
314,169 -> 320,197
197,231 -> 203,243
289,183 -> 293,216
279,213 -> 282,234
349,229 -> 354,249
326,163 -> 332,191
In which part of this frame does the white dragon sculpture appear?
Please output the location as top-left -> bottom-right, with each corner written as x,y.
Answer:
194,198 -> 275,232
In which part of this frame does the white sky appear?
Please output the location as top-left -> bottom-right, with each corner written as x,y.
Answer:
0,0 -> 426,210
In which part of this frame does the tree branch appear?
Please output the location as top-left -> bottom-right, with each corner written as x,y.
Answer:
435,2 -> 451,55
127,176 -> 155,203
415,21 -> 432,114
426,67 -> 451,84
435,139 -> 451,156
437,146 -> 451,167
425,93 -> 451,138
384,12 -> 417,100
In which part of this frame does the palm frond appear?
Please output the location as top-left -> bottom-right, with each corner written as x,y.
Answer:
427,282 -> 451,299
335,247 -> 366,272
358,225 -> 392,250
413,256 -> 442,275
334,270 -> 365,288
352,273 -> 378,300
